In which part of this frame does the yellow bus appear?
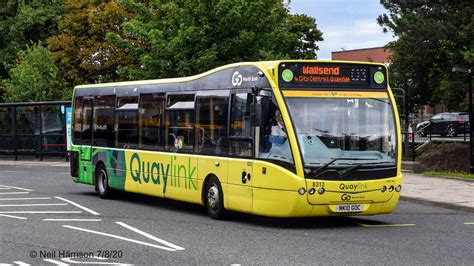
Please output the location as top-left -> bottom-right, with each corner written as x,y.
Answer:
70,60 -> 402,219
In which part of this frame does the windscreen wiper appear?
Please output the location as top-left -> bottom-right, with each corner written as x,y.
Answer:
307,157 -> 378,176
337,161 -> 394,179
368,98 -> 391,104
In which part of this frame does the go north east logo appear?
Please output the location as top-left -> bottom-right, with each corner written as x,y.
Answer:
129,153 -> 197,194
232,71 -> 258,87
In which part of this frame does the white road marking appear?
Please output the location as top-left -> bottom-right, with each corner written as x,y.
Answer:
0,211 -> 82,214
63,225 -> 177,251
116,221 -> 185,251
0,263 -> 13,266
54,197 -> 100,216
42,259 -> 68,266
0,203 -> 67,207
0,214 -> 27,220
12,262 -> 30,266
0,192 -> 29,195
0,188 -> 12,190
356,223 -> 416,228
464,222 -> 474,225
0,197 -> 52,201
43,218 -> 102,222
0,185 -> 33,192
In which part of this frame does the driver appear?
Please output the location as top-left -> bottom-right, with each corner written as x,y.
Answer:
270,110 -> 287,145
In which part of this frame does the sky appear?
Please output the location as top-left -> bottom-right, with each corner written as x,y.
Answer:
289,0 -> 395,59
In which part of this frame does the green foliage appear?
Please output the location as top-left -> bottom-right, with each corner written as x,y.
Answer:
0,0 -> 64,80
378,0 -> 473,111
3,43 -> 68,102
423,171 -> 474,180
48,0 -> 139,86
109,0 -> 323,80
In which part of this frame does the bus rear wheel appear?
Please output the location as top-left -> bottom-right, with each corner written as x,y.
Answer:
95,163 -> 112,199
205,176 -> 225,219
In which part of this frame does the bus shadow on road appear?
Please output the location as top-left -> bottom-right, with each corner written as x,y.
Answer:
74,190 -> 390,229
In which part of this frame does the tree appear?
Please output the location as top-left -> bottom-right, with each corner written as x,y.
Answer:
0,0 -> 64,80
378,0 -> 474,111
48,0 -> 139,86
0,0 -> 64,101
3,43 -> 67,102
109,0 -> 323,80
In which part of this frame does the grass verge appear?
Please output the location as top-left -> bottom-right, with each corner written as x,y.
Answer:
423,171 -> 474,180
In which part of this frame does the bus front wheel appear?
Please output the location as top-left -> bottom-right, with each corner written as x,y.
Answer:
205,176 -> 225,219
95,163 -> 112,199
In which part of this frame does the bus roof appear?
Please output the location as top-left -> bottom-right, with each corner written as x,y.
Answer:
74,60 -> 387,90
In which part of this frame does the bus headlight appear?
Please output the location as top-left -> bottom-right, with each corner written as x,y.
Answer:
308,188 -> 316,195
395,185 -> 402,192
380,186 -> 387,193
298,188 -> 306,195
388,185 -> 394,192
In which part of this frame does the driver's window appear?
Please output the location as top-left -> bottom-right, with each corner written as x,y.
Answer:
257,99 -> 293,165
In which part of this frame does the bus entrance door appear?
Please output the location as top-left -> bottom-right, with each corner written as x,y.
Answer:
227,159 -> 253,213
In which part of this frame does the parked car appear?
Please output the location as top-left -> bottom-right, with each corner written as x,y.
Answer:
416,112 -> 469,137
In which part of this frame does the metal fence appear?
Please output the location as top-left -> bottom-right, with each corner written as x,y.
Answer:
0,101 -> 71,161
402,124 -> 470,161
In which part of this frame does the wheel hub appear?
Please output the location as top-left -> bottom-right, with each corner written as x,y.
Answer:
99,169 -> 107,193
207,185 -> 219,210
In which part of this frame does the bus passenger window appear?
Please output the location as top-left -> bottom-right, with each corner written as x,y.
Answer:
93,95 -> 115,147
115,96 -> 138,149
229,93 -> 252,158
139,93 -> 165,151
195,90 -> 229,156
73,97 -> 83,145
165,94 -> 195,153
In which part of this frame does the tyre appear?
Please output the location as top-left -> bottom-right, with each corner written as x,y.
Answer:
446,126 -> 456,137
204,176 -> 225,219
95,163 -> 112,199
417,129 -> 426,137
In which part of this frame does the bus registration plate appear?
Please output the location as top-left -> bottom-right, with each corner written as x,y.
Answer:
336,204 -> 364,213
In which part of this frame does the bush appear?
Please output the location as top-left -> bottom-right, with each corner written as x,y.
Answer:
415,142 -> 469,173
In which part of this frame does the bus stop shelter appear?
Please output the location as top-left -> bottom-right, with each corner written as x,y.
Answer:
0,101 -> 71,161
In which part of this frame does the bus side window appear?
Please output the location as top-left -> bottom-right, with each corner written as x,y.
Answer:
195,90 -> 229,156
257,100 -> 294,165
139,93 -> 165,151
115,96 -> 139,149
93,95 -> 115,147
229,92 -> 252,158
165,94 -> 195,153
73,96 -> 83,145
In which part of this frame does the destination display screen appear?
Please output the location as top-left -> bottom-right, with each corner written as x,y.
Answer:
278,62 -> 387,89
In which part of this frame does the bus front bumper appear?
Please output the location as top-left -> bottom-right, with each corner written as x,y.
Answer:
252,175 -> 403,217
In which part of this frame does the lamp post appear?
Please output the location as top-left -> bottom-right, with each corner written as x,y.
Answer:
452,67 -> 473,173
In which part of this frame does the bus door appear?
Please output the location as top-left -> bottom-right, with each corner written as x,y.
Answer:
79,98 -> 94,184
226,91 -> 254,212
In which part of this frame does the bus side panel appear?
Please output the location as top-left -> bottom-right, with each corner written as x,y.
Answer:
252,161 -> 304,191
121,150 -> 199,203
252,188 -> 312,217
92,148 -> 127,191
75,146 -> 94,185
162,155 -> 200,204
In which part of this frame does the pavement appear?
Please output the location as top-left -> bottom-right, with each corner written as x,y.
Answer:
401,171 -> 474,213
0,158 -> 472,213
